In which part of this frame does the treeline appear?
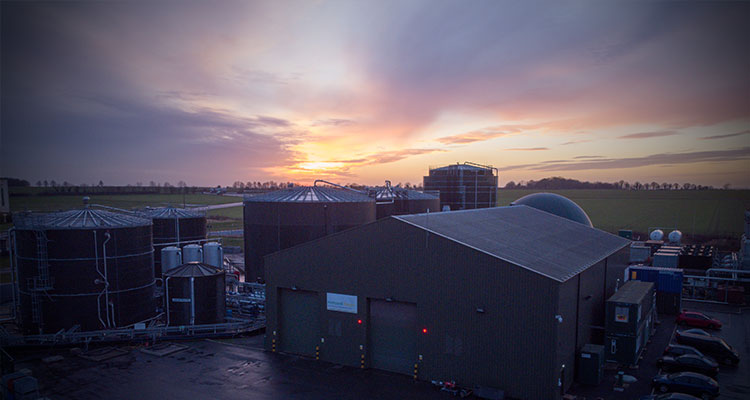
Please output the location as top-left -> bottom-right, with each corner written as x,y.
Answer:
504,177 -> 720,190
7,178 -> 211,196
231,181 -> 295,190
232,181 -> 425,191
1,177 -> 31,187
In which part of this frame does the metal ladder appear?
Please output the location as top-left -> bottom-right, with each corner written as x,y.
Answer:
30,231 -> 53,327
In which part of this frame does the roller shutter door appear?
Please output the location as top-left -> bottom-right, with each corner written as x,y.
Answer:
279,289 -> 319,356
369,299 -> 417,374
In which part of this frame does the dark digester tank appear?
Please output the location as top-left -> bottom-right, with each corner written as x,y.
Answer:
143,207 -> 207,278
13,208 -> 155,334
165,262 -> 225,326
374,187 -> 440,219
243,186 -> 375,282
423,162 -> 498,210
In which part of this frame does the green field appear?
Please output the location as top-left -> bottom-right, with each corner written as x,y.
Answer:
7,193 -> 240,212
4,190 -> 749,240
498,189 -> 750,238
2,193 -> 244,236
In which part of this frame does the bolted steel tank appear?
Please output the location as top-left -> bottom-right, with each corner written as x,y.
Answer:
243,185 -> 375,282
374,186 -> 440,219
164,262 -> 225,326
12,207 -> 155,334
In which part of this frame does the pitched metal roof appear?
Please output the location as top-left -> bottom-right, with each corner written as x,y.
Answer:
13,208 -> 151,230
164,262 -> 224,277
243,186 -> 374,203
394,205 -> 630,283
141,206 -> 205,219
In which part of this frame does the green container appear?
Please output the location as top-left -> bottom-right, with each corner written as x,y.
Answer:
577,344 -> 605,385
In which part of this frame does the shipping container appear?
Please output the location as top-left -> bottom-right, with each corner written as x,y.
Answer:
618,230 -> 633,240
653,253 -> 679,268
605,281 -> 655,336
605,281 -> 655,364
630,245 -> 651,264
656,291 -> 681,315
627,266 -> 683,294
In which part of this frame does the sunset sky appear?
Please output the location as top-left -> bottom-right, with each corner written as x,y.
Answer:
2,1 -> 749,187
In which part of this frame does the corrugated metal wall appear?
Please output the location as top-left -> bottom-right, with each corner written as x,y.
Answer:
265,218 -> 560,399
264,217 -> 621,400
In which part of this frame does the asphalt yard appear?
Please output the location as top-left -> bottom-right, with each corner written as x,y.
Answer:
568,302 -> 750,400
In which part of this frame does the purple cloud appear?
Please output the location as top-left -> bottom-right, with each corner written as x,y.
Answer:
700,129 -> 750,140
618,130 -> 679,139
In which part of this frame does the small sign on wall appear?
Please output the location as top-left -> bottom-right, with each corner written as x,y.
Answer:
326,293 -> 357,314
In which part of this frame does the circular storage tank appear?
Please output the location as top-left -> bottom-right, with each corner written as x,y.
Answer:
243,186 -> 376,282
143,207 -> 207,279
160,246 -> 182,275
374,187 -> 441,219
650,229 -> 664,241
668,230 -> 682,244
510,192 -> 593,227
183,244 -> 203,263
13,208 -> 155,334
165,262 -> 225,326
203,242 -> 223,269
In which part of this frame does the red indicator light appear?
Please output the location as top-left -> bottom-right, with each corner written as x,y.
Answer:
357,319 -> 362,324
422,328 -> 428,334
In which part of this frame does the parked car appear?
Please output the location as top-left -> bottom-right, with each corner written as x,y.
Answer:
652,372 -> 719,399
676,311 -> 722,329
682,328 -> 711,336
664,344 -> 715,363
675,331 -> 740,365
640,393 -> 701,400
657,354 -> 719,377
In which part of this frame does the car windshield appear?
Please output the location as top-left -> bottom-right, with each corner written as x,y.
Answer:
717,338 -> 733,350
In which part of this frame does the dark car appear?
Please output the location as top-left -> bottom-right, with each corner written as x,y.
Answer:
652,372 -> 719,399
664,344 -> 715,363
676,311 -> 722,330
640,393 -> 701,400
657,354 -> 719,377
682,328 -> 711,336
675,331 -> 740,365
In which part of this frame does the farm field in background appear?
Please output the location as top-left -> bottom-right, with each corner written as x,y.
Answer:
7,193 -> 239,212
2,193 -> 244,236
498,189 -> 750,238
4,190 -> 749,239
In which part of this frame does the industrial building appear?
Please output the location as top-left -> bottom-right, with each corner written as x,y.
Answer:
423,162 -> 498,210
11,207 -> 156,334
264,205 -> 630,399
243,185 -> 375,283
